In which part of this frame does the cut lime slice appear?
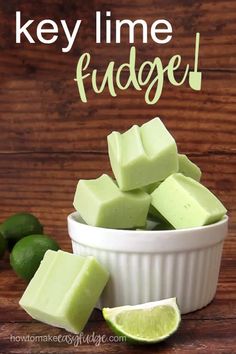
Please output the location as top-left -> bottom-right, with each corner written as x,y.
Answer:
102,297 -> 181,344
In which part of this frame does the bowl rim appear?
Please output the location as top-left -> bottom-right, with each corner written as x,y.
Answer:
67,212 -> 228,252
68,211 -> 228,234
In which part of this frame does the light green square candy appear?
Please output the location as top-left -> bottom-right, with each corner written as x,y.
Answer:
73,174 -> 151,229
19,250 -> 109,334
178,154 -> 201,181
107,118 -> 178,191
151,173 -> 227,229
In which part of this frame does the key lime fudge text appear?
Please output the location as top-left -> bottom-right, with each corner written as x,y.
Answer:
15,11 -> 202,105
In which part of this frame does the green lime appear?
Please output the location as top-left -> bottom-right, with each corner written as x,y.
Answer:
103,298 -> 181,344
0,213 -> 43,249
0,231 -> 6,259
10,234 -> 60,281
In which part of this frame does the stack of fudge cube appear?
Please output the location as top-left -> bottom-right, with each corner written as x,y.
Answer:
74,118 -> 226,230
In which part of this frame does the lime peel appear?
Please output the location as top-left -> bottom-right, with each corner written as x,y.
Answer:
102,297 -> 181,344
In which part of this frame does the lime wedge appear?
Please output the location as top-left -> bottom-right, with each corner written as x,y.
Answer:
102,297 -> 181,344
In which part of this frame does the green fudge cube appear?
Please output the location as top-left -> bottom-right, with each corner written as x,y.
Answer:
142,181 -> 162,194
19,250 -> 109,334
73,174 -> 151,229
178,154 -> 202,181
107,118 -> 178,191
151,173 -> 227,229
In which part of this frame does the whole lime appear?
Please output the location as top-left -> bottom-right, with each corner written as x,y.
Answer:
0,231 -> 6,259
0,213 -> 43,249
10,234 -> 60,281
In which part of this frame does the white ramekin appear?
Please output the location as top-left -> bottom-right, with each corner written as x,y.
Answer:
67,212 -> 228,314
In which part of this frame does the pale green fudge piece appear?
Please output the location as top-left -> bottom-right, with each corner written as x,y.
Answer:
143,154 -> 201,193
142,181 -> 172,229
73,174 -> 151,229
19,250 -> 109,334
142,181 -> 162,194
107,118 -> 178,191
178,154 -> 202,181
148,204 -> 173,225
151,173 -> 227,229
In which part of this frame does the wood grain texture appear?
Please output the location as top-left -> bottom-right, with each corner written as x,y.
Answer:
0,0 -> 235,352
0,0 -> 236,79
0,72 -> 236,154
0,319 -> 236,353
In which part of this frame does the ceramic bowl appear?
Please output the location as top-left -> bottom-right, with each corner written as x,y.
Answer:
68,212 -> 228,314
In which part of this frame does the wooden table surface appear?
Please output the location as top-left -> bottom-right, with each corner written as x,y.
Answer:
0,0 -> 236,353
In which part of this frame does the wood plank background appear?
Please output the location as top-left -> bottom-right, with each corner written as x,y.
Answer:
0,0 -> 235,353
